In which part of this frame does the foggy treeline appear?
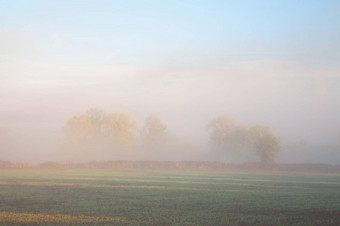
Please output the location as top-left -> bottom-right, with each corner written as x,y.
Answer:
60,108 -> 198,162
1,108 -> 339,165
42,108 -> 281,164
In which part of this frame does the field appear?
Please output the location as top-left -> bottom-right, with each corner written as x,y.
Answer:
0,169 -> 339,225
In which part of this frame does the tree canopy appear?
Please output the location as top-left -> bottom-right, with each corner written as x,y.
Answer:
140,115 -> 167,147
63,108 -> 137,152
206,116 -> 249,154
206,116 -> 280,164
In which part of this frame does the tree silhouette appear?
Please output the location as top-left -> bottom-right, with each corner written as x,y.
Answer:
141,115 -> 167,147
63,108 -> 137,152
206,117 -> 280,164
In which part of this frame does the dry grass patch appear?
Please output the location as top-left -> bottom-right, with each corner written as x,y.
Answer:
0,212 -> 125,223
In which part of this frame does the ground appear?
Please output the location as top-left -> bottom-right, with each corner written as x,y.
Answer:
0,169 -> 339,225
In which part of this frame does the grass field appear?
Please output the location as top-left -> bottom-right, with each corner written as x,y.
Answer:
0,169 -> 339,225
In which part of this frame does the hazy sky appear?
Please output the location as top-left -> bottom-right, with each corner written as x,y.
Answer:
1,0 -> 339,163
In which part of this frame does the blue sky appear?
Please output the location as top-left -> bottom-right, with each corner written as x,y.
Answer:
1,0 -> 338,64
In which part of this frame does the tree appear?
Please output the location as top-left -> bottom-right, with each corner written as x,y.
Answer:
102,112 -> 137,148
205,116 -> 235,149
140,115 -> 167,147
206,116 -> 249,160
254,134 -> 280,165
206,117 -> 280,164
63,108 -> 137,152
248,125 -> 280,164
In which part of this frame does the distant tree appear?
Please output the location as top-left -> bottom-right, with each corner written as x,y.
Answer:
103,112 -> 138,147
206,117 -> 280,164
248,125 -> 280,164
254,133 -> 280,164
141,115 -> 167,147
206,116 -> 249,157
63,108 -> 137,151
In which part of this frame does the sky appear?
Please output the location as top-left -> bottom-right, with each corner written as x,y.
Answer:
0,0 -> 340,163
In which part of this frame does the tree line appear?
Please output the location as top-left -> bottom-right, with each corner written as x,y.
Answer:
63,108 -> 280,164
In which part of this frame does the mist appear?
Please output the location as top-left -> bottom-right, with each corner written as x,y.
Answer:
1,1 -> 340,164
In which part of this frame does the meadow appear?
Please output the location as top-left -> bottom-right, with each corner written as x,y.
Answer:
0,169 -> 339,225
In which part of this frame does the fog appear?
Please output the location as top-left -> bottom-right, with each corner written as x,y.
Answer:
1,1 -> 339,164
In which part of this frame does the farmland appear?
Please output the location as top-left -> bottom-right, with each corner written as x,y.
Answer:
0,169 -> 339,225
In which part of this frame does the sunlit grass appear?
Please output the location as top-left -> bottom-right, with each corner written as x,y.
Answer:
0,212 -> 125,223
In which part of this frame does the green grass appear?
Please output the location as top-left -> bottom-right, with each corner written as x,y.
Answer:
0,169 -> 339,225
